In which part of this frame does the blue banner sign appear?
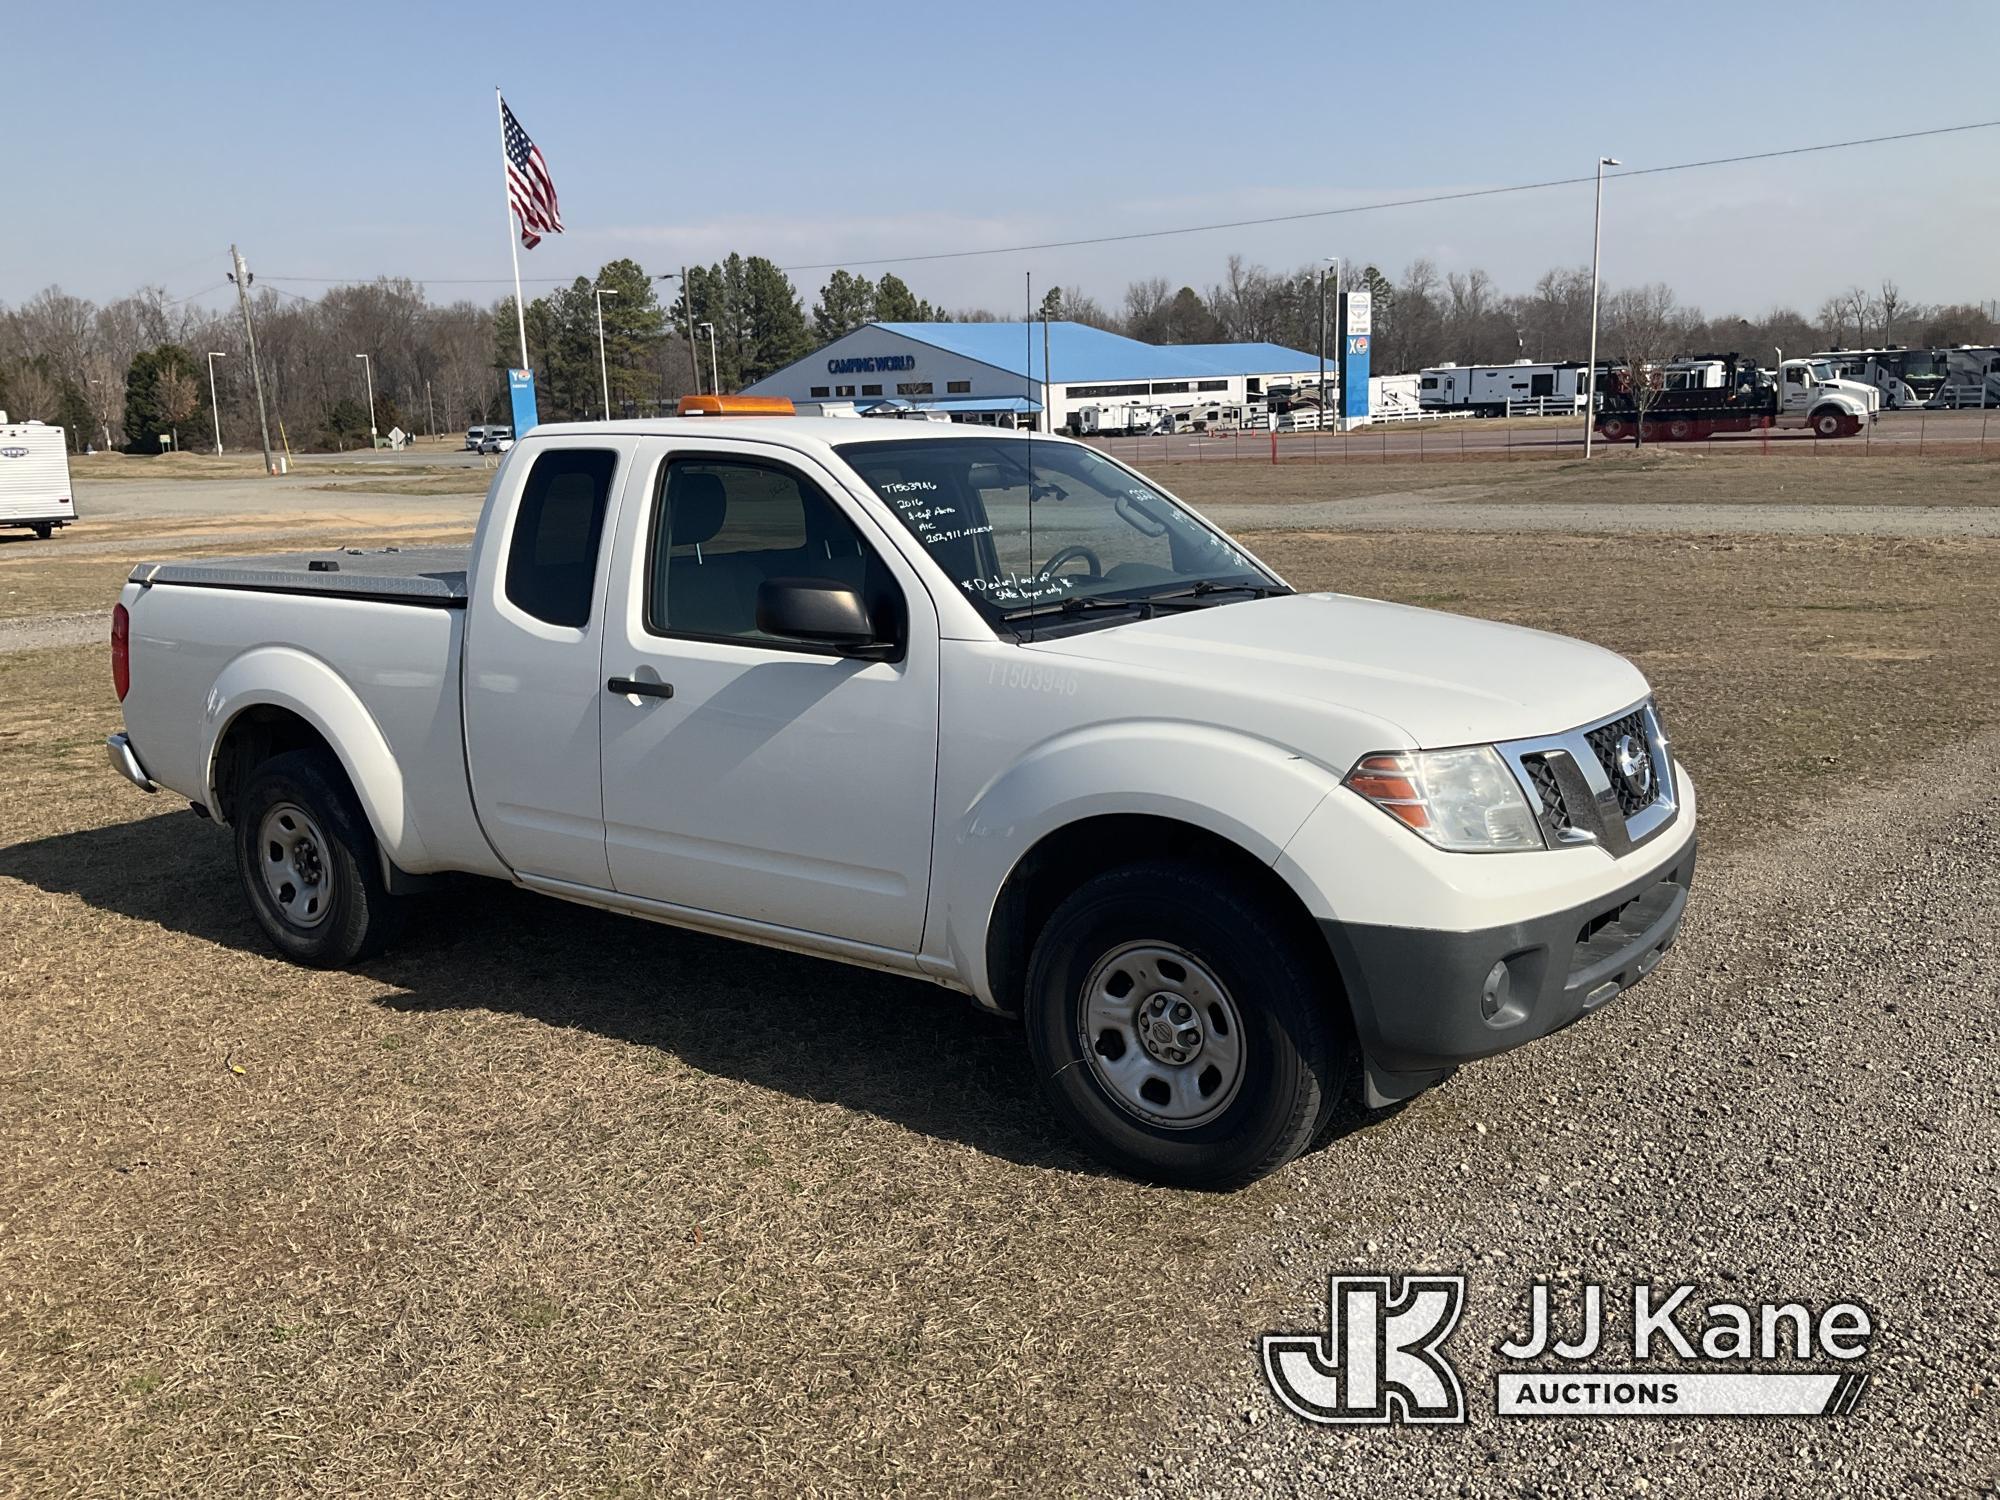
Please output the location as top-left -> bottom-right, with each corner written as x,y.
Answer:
1341,292 -> 1371,422
508,368 -> 540,434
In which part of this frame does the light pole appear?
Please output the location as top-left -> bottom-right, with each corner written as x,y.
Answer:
594,286 -> 620,420
205,351 -> 227,454
1317,255 -> 1340,432
654,268 -> 703,398
1583,156 -> 1620,459
353,353 -> 377,446
698,322 -> 719,396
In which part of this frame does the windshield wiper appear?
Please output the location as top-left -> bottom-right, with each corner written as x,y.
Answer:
998,594 -> 1155,624
1149,580 -> 1293,603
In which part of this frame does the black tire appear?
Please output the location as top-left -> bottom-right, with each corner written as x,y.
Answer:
234,748 -> 405,967
32,522 -> 52,540
1023,861 -> 1350,1189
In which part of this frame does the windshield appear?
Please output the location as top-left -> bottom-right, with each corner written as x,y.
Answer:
1809,361 -> 1836,382
836,436 -> 1276,628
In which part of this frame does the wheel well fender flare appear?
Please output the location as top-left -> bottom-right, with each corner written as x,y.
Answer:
201,646 -> 425,869
940,721 -> 1342,1010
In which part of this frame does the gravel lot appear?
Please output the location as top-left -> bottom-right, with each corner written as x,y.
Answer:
1127,733 -> 2000,1499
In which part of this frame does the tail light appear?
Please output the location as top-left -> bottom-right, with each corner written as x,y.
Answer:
111,603 -> 130,700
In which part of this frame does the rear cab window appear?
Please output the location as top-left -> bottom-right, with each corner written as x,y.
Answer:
504,447 -> 619,628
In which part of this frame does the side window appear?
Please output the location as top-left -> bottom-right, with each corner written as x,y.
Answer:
647,458 -> 897,647
504,447 -> 618,628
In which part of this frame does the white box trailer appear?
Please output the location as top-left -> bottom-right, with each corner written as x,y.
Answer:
1418,361 -> 1590,415
0,416 -> 76,538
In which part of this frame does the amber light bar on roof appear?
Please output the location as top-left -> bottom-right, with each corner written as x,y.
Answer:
677,395 -> 795,417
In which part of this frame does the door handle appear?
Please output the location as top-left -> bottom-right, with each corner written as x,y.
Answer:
607,676 -> 674,700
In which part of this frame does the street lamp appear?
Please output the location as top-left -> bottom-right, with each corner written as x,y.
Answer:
653,267 -> 702,397
353,353 -> 377,444
1317,256 -> 1341,433
594,286 -> 621,420
206,352 -> 227,455
1583,156 -> 1620,459
698,322 -> 720,396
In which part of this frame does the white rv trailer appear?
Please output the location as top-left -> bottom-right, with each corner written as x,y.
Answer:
0,416 -> 76,538
1418,360 -> 1591,415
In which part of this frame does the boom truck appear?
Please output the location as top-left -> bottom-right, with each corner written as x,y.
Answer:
1594,352 -> 1877,443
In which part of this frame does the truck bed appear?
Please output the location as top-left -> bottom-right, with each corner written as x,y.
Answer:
131,545 -> 470,606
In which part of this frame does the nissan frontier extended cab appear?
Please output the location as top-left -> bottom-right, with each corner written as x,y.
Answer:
107,405 -> 1695,1187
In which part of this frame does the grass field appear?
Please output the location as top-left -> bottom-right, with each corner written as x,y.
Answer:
2,456 -> 1998,1495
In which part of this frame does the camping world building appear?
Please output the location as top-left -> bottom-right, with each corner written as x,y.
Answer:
741,321 -> 1331,434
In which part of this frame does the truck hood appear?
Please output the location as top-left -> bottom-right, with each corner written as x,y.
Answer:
1027,592 -> 1649,747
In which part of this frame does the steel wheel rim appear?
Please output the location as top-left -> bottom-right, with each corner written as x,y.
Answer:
258,801 -> 333,930
1079,941 -> 1246,1130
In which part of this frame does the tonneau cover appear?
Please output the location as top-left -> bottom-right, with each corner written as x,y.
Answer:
132,545 -> 471,605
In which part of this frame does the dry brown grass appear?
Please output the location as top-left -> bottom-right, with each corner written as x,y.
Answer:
1152,448 -> 2000,508
3,487 -> 2000,1496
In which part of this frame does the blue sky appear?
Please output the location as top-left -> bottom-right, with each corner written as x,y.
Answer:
7,2 -> 1997,319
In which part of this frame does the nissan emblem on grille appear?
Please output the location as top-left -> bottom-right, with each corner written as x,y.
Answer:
1615,733 -> 1653,798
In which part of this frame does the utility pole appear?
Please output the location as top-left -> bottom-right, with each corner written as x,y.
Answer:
354,353 -> 377,442
228,246 -> 277,474
681,265 -> 700,393
425,380 -> 436,440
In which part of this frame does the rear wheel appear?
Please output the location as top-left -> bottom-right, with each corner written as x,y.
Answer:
31,522 -> 52,540
234,748 -> 405,966
1023,861 -> 1350,1189
1599,417 -> 1628,443
1667,418 -> 1696,441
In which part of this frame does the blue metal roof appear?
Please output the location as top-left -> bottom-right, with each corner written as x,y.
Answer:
1167,341 -> 1327,372
871,323 -> 1324,382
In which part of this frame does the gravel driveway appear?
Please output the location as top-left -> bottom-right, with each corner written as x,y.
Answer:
1126,731 -> 2000,1499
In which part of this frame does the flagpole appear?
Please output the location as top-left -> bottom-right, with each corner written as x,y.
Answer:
496,86 -> 529,371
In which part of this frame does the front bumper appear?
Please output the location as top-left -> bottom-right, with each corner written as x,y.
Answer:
1322,834 -> 1696,1106
107,732 -> 156,793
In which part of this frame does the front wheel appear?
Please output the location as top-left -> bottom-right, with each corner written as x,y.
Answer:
234,748 -> 405,967
1811,407 -> 1848,438
1024,861 -> 1350,1189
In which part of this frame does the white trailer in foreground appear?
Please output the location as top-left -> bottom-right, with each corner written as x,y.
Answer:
0,416 -> 76,538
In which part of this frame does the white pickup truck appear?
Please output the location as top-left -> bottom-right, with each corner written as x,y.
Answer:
107,412 -> 1696,1187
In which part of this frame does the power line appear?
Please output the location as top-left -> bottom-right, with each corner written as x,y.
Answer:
242,117 -> 1998,289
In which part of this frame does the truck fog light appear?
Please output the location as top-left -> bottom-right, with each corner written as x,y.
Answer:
1480,960 -> 1512,1020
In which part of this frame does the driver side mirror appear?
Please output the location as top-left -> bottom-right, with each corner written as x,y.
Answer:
756,578 -> 894,659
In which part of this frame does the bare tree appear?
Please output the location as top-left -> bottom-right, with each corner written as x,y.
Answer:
1878,279 -> 1904,344
1605,283 -> 1685,447
157,365 -> 198,451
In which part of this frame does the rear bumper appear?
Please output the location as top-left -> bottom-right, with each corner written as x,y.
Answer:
1322,834 -> 1696,1106
107,732 -> 156,793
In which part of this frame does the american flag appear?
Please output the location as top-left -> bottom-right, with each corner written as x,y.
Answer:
501,98 -> 563,250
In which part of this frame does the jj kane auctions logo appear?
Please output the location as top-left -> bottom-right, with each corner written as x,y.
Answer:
1263,1275 -> 1872,1424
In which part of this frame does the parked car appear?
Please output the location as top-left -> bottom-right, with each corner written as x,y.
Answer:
106,403 -> 1696,1187
478,433 -> 515,455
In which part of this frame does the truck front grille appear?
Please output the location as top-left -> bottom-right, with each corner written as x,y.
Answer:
1500,701 -> 1678,857
1585,710 -> 1661,816
1522,753 -> 1573,833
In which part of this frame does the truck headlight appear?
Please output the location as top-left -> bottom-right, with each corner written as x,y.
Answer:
1344,746 -> 1545,853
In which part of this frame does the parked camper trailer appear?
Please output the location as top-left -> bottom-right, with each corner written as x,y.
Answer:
1417,360 -> 1590,415
0,416 -> 76,538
